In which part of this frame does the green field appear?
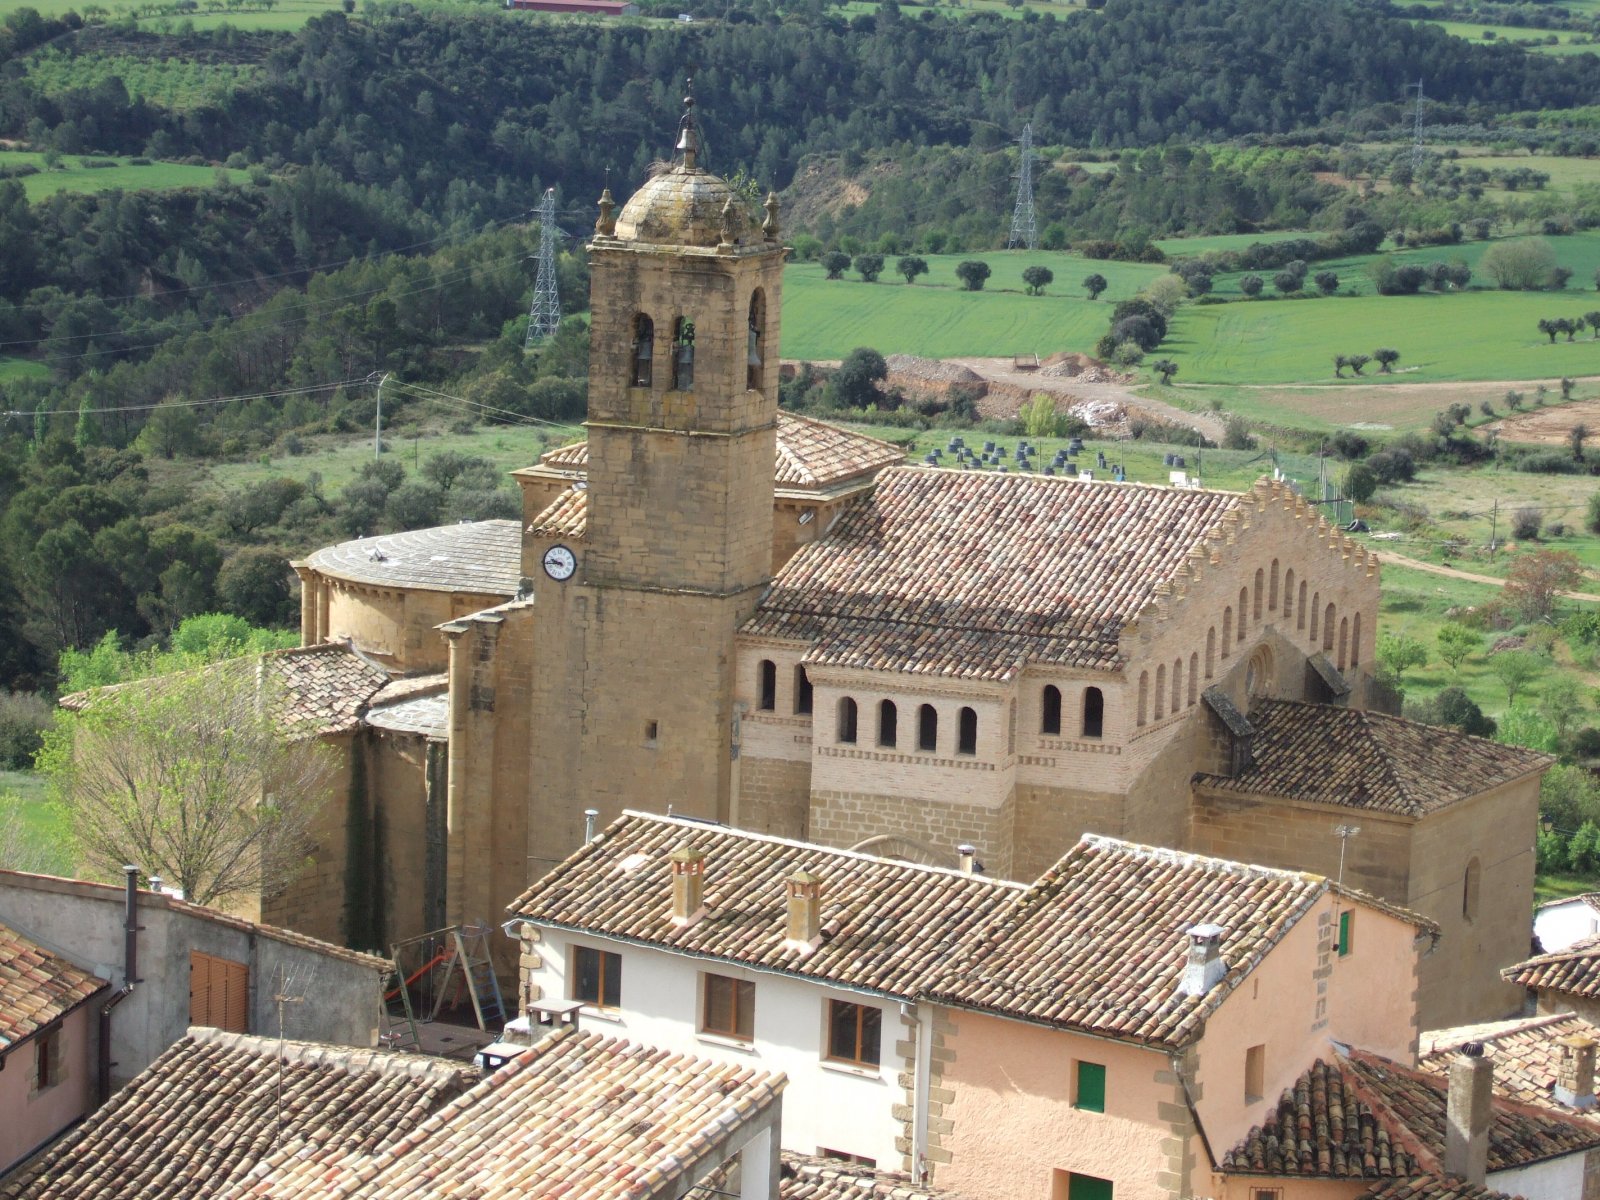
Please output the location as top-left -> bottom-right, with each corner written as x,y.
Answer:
780,251 -> 1166,361
1452,154 -> 1600,200
0,151 -> 250,200
1412,18 -> 1600,55
24,50 -> 263,109
0,769 -> 74,876
0,357 -> 50,382
1155,231 -> 1315,256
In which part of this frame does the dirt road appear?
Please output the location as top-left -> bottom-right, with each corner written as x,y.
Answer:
1373,548 -> 1599,603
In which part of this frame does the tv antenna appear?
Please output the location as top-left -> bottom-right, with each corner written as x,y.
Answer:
525,187 -> 562,349
1409,79 -> 1426,175
1007,123 -> 1038,252
1333,823 -> 1361,885
272,964 -> 310,1148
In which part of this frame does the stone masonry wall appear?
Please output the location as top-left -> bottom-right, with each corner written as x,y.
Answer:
809,788 -> 1016,879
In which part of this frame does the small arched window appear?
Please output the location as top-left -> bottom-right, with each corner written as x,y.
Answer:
1253,568 -> 1264,620
630,313 -> 654,387
672,316 -> 695,391
758,660 -> 776,711
1082,687 -> 1104,738
1463,857 -> 1481,921
1297,580 -> 1307,631
1042,685 -> 1062,736
1188,652 -> 1199,705
1338,617 -> 1350,670
747,290 -> 766,391
1324,603 -> 1336,652
879,699 -> 898,748
1309,593 -> 1320,644
1283,569 -> 1296,621
918,704 -> 939,752
1205,628 -> 1216,678
1155,665 -> 1167,720
958,707 -> 978,756
1222,607 -> 1233,656
1269,559 -> 1280,611
1238,588 -> 1250,641
1172,658 -> 1183,713
794,666 -> 813,715
1351,613 -> 1363,668
1137,672 -> 1149,727
837,697 -> 858,744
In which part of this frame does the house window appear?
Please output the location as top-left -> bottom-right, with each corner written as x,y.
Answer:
1074,1060 -> 1106,1112
1245,1043 -> 1265,1104
1042,686 -> 1062,736
838,697 -> 858,744
190,950 -> 249,1033
1252,1189 -> 1283,1200
702,973 -> 755,1041
878,700 -> 898,748
758,660 -> 776,711
794,666 -> 813,715
34,1027 -> 61,1091
572,946 -> 621,1009
1337,910 -> 1354,958
958,707 -> 978,755
918,704 -> 938,752
826,999 -> 882,1067
1053,1171 -> 1113,1200
672,317 -> 695,390
630,313 -> 654,387
1082,687 -> 1104,738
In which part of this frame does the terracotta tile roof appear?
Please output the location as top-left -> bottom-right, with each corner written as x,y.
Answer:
780,1154 -> 974,1200
534,414 -> 903,494
1360,1176 -> 1520,1200
507,811 -> 1024,1000
1193,699 -> 1551,818
744,467 -> 1246,680
0,922 -> 107,1053
1504,933 -> 1600,1001
59,644 -> 391,739
305,518 -> 522,594
247,1027 -> 786,1198
1420,1013 -> 1600,1112
0,1028 -> 475,1199
928,837 -> 1430,1048
529,483 -> 589,539
1222,1057 -> 1417,1178
1223,1049 -> 1600,1181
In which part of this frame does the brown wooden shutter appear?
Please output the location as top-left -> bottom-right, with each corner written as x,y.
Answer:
189,951 -> 250,1033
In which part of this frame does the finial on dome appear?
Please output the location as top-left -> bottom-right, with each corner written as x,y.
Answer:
595,187 -> 616,237
676,75 -> 699,170
763,191 -> 780,243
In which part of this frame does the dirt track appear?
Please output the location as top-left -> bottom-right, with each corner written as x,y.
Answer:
1374,549 -> 1599,602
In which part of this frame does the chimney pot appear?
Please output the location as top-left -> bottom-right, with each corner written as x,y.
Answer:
1446,1043 -> 1493,1186
957,845 -> 977,875
668,846 -> 706,926
785,869 -> 823,952
1556,1035 -> 1597,1110
1179,923 -> 1227,997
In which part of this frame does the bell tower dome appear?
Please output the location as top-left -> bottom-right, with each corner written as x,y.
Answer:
525,83 -> 786,841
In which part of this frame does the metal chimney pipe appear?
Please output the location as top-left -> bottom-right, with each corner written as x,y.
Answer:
584,809 -> 600,844
122,865 -> 140,987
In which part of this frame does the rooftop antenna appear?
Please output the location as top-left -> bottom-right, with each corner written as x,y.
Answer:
1334,823 -> 1361,885
272,964 -> 308,1148
1007,122 -> 1038,252
525,187 -> 562,350
1409,79 -> 1426,176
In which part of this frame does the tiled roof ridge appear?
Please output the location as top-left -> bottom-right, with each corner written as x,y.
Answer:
1338,1049 -> 1446,1176
617,809 -> 1031,890
186,1026 -> 474,1088
1424,1011 -> 1588,1055
1504,932 -> 1600,978
1079,832 -> 1330,887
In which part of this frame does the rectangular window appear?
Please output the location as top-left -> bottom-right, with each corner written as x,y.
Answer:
826,999 -> 882,1067
572,946 -> 621,1009
190,950 -> 249,1032
794,666 -> 813,715
34,1027 -> 60,1091
1074,1060 -> 1106,1112
702,973 -> 755,1041
1245,1043 -> 1265,1104
1337,910 -> 1354,958
1055,1171 -> 1113,1200
1252,1189 -> 1283,1200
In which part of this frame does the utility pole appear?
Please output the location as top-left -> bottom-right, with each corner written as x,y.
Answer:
1489,498 -> 1498,560
1007,123 -> 1038,252
373,371 -> 391,459
526,187 -> 562,349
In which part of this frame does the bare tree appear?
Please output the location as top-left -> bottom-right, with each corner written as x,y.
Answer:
40,662 -> 332,907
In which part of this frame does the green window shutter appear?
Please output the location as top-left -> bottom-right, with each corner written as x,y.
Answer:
1068,1172 -> 1114,1200
1338,911 -> 1353,958
1075,1061 -> 1106,1112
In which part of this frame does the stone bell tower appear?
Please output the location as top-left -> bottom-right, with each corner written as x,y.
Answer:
524,86 -> 785,862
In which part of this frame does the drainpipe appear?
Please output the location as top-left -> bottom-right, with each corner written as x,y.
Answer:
97,866 -> 142,1103
910,1001 -> 934,1184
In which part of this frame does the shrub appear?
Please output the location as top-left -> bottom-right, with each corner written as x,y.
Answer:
0,692 -> 51,770
1482,238 -> 1560,290
1517,450 -> 1581,475
1367,448 -> 1416,484
1344,462 -> 1377,502
1511,506 -> 1543,540
1222,414 -> 1253,450
955,261 -> 991,291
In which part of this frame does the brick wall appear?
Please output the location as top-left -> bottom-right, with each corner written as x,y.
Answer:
808,788 -> 1016,879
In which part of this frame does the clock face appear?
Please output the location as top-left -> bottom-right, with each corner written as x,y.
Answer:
542,544 -> 577,581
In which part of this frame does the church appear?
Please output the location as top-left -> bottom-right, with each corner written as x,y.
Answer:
283,101 -> 1547,1028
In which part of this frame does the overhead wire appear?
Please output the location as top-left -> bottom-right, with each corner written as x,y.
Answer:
0,376 -> 367,419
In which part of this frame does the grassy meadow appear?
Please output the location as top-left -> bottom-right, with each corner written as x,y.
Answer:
0,151 -> 250,200
23,50 -> 263,109
1409,18 -> 1600,54
0,357 -> 51,383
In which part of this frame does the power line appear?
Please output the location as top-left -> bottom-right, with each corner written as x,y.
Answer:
1,377 -> 365,419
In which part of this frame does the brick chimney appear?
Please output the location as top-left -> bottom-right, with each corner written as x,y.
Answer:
1445,1042 -> 1492,1187
669,847 -> 706,926
1179,924 -> 1227,997
1556,1035 -> 1597,1110
785,869 -> 823,952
